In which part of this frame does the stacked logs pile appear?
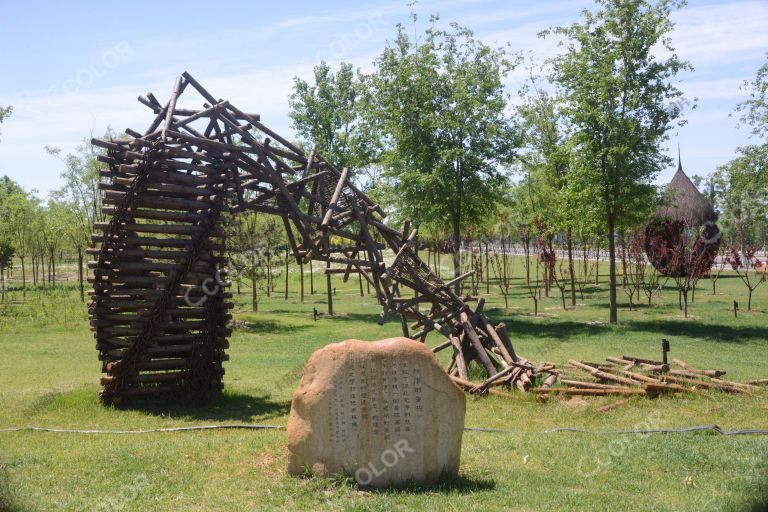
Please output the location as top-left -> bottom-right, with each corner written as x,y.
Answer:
553,355 -> 763,397
89,87 -> 245,402
452,353 -> 765,400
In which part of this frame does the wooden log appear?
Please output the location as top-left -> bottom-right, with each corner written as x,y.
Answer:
450,376 -> 517,398
744,379 -> 768,386
710,378 -> 759,392
667,369 -> 718,380
672,358 -> 695,370
460,314 -> 496,377
619,370 -> 663,384
450,336 -> 468,381
100,207 -> 207,223
638,362 -> 670,373
162,76 -> 184,141
494,323 -> 518,362
532,387 -> 646,396
478,316 -> 514,365
621,355 -> 664,365
568,360 -> 641,387
643,382 -> 687,394
667,366 -> 725,378
660,375 -> 746,393
472,365 -> 517,392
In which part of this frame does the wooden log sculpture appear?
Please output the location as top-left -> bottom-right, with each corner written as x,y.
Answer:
90,73 -> 522,404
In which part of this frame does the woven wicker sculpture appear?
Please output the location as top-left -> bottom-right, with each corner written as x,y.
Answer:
644,159 -> 721,278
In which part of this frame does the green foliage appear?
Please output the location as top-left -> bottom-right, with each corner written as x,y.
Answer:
46,135 -> 108,250
0,242 -> 13,273
2,189 -> 37,261
549,0 -> 690,228
288,62 -> 373,176
713,54 -> 768,247
547,0 -> 692,322
367,16 -> 520,282
735,52 -> 768,139
0,104 -> 11,141
223,210 -> 286,311
713,144 -> 768,244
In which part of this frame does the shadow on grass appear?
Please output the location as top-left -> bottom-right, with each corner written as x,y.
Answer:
119,389 -> 290,422
319,471 -> 496,495
363,473 -> 496,494
625,320 -> 768,343
486,307 -> 768,344
233,318 -> 310,335
0,464 -> 25,512
318,312 -> 382,323
486,313 -> 609,340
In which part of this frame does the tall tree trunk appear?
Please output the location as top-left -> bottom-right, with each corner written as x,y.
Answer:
607,214 -> 618,324
50,247 -> 56,289
567,229 -> 576,306
326,260 -> 333,316
309,259 -> 314,294
20,255 -> 26,299
251,273 -> 258,312
284,248 -> 289,301
77,246 -> 84,302
595,244 -> 600,285
485,242 -> 490,293
451,214 -> 461,295
266,253 -> 272,297
300,261 -> 305,303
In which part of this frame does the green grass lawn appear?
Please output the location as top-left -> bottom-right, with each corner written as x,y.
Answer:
0,257 -> 767,511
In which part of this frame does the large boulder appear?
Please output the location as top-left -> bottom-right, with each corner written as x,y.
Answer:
287,337 -> 465,487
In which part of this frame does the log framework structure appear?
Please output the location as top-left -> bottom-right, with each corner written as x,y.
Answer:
91,73 -> 525,404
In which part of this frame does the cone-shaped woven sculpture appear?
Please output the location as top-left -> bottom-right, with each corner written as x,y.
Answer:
644,156 -> 721,277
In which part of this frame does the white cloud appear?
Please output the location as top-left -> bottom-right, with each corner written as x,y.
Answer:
671,1 -> 768,67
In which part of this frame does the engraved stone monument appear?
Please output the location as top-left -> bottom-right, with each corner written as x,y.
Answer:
287,337 -> 466,487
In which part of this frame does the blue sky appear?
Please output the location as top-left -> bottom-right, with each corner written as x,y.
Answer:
0,0 -> 766,197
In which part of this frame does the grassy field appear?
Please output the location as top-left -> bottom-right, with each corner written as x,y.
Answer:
0,256 -> 767,511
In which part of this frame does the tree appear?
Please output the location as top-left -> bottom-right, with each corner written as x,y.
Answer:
713,145 -> 768,246
620,233 -> 646,311
656,221 -> 712,317
223,209 -> 286,312
0,241 -> 13,299
518,76 -> 580,306
0,105 -> 11,141
735,52 -> 768,139
47,137 -> 106,301
39,200 -> 68,289
726,243 -> 766,312
369,17 -> 520,292
289,62 -> 373,176
548,0 -> 691,323
4,191 -> 36,296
